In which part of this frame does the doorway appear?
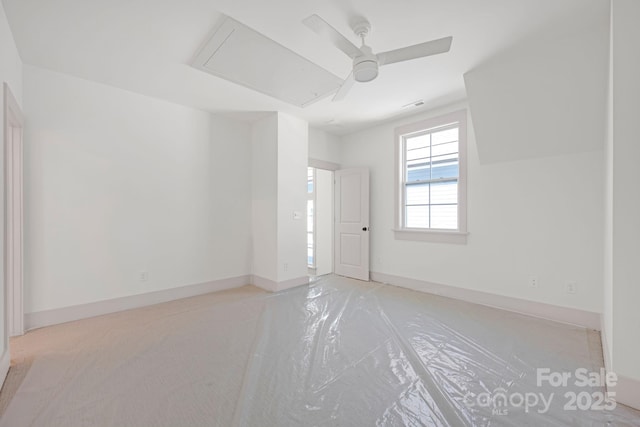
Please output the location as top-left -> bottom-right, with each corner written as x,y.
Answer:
307,166 -> 333,277
4,83 -> 24,338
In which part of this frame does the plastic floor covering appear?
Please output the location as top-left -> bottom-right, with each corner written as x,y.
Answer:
1,274 -> 639,426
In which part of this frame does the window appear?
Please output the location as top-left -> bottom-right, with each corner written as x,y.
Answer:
307,167 -> 315,267
394,110 -> 468,244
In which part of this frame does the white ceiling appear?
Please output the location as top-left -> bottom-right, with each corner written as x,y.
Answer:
2,0 -> 605,135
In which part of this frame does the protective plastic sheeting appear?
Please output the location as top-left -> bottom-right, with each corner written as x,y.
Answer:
1,275 -> 639,426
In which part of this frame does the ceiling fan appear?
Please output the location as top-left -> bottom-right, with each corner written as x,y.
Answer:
303,14 -> 453,101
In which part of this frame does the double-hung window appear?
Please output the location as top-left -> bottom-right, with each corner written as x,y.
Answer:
394,110 -> 468,244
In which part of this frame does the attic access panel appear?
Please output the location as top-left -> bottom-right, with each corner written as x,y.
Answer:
193,16 -> 343,108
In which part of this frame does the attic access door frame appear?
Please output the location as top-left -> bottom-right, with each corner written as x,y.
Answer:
4,83 -> 24,338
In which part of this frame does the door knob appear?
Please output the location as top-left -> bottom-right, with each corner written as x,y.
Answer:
362,227 -> 368,231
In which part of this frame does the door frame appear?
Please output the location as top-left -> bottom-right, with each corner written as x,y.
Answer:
4,82 -> 24,338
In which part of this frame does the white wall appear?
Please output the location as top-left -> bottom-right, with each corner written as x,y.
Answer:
23,65 -> 252,313
340,102 -> 604,313
315,169 -> 333,276
609,0 -> 640,386
251,114 -> 279,282
251,112 -> 308,288
0,0 -> 23,370
603,0 -> 614,370
0,5 -> 21,104
464,8 -> 608,164
308,128 -> 341,165
276,113 -> 308,283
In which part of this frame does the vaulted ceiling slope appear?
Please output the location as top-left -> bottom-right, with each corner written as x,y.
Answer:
465,3 -> 610,164
2,0 -> 608,135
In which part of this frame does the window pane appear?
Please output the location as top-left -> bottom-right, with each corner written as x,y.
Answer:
430,160 -> 458,179
406,134 -> 429,150
308,248 -> 314,265
406,164 -> 430,182
406,183 -> 429,205
406,205 -> 429,228
431,141 -> 458,157
431,205 -> 458,229
307,167 -> 314,193
430,181 -> 458,205
406,146 -> 430,161
307,200 -> 314,231
431,128 -> 458,145
431,152 -> 458,162
307,232 -> 313,245
406,158 -> 430,168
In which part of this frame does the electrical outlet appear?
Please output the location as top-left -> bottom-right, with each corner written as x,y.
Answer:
283,263 -> 288,272
566,281 -> 577,294
139,271 -> 148,282
528,275 -> 539,288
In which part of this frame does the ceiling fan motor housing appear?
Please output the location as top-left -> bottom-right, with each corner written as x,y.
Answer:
353,46 -> 378,82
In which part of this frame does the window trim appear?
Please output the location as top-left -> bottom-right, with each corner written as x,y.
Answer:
393,109 -> 468,244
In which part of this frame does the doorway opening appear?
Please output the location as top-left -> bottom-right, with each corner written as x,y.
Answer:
307,166 -> 333,278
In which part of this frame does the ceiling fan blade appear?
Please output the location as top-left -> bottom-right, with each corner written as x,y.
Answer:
332,73 -> 355,101
377,36 -> 453,66
303,14 -> 363,59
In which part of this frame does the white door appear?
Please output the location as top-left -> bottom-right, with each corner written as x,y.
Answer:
334,168 -> 369,281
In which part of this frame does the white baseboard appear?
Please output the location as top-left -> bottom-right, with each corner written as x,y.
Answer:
251,275 -> 278,292
25,275 -> 251,331
0,349 -> 10,390
252,275 -> 308,292
371,272 -> 601,330
617,375 -> 640,410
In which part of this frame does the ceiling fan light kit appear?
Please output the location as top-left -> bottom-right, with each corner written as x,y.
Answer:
353,46 -> 378,82
354,59 -> 378,82
303,14 -> 453,101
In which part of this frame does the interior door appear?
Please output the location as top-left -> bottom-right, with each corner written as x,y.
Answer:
334,168 -> 369,281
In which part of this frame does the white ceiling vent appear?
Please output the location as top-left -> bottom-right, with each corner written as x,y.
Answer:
193,16 -> 342,108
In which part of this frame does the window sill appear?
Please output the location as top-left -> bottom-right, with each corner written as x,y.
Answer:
393,228 -> 468,244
